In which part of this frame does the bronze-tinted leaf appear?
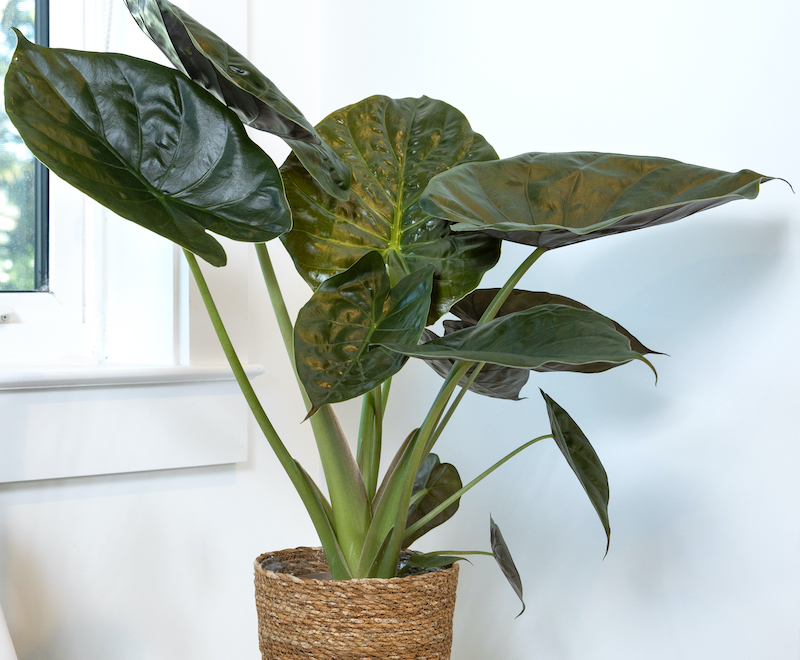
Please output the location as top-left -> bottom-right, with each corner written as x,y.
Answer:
294,252 -> 433,414
418,289 -> 659,398
281,95 -> 501,322
379,303 -> 655,376
420,329 -> 530,400
124,0 -> 351,200
460,289 -> 657,371
541,390 -> 610,552
405,453 -> 463,545
4,32 -> 289,266
420,151 -> 774,248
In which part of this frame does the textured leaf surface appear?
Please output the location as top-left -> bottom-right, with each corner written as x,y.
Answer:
281,95 -> 501,322
420,152 -> 773,248
490,516 -> 525,617
5,33 -> 290,266
294,252 -> 433,413
380,303 -> 653,374
124,0 -> 351,199
541,391 -> 610,551
405,453 -> 463,545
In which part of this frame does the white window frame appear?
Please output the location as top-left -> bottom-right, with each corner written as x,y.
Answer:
0,0 -> 261,484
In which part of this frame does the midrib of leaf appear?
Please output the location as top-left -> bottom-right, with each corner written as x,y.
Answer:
386,102 -> 418,277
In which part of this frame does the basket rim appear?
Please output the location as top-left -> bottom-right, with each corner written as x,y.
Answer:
254,546 -> 459,585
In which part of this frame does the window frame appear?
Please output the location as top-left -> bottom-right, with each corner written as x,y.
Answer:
0,0 -> 260,484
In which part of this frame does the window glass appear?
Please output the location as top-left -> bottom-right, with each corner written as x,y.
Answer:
0,0 -> 47,291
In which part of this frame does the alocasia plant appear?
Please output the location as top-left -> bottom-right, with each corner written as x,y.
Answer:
3,0 -> 780,607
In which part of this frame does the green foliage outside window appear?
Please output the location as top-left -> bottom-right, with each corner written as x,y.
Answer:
0,0 -> 38,291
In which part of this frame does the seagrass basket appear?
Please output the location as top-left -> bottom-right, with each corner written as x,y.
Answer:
254,547 -> 459,660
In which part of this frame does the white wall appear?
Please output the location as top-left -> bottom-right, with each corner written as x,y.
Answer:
1,1 -> 798,659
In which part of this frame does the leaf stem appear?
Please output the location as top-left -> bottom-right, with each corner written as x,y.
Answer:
183,248 -> 351,577
405,433 -> 552,542
357,384 -> 384,501
426,247 -> 548,452
478,247 -> 547,323
254,243 -> 370,575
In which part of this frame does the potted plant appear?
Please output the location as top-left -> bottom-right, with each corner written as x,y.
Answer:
3,0 -> 782,657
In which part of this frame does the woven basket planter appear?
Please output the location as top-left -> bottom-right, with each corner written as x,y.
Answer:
254,547 -> 459,660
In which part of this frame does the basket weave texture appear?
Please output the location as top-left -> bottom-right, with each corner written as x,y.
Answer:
254,547 -> 459,660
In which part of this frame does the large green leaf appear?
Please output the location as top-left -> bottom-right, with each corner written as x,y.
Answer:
541,391 -> 610,552
280,95 -> 502,322
4,32 -> 289,266
420,289 -> 660,399
124,0 -> 351,200
294,251 -> 434,414
378,303 -> 655,374
404,453 -> 463,546
420,152 -> 774,248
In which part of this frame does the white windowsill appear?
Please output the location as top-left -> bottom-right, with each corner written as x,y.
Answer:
0,364 -> 265,391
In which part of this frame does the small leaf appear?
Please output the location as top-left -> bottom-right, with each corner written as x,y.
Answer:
405,453 -> 463,545
541,390 -> 610,552
398,552 -> 467,576
490,515 -> 525,617
280,95 -> 501,322
294,252 -> 434,413
124,0 -> 351,199
4,32 -> 290,266
420,151 -> 775,248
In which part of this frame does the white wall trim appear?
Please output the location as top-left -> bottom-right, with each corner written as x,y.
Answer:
0,364 -> 264,391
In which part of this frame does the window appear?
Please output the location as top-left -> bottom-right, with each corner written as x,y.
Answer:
0,0 -> 256,484
0,0 -> 47,291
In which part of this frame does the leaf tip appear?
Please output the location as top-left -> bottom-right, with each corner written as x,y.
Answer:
639,355 -> 658,384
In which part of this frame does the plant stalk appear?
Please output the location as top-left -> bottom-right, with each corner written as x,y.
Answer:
371,247 -> 549,575
404,433 -> 551,541
183,248 -> 352,576
254,243 -> 371,575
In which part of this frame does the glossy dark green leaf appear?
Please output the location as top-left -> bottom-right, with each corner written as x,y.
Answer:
420,329 -> 530,400
404,453 -> 463,545
420,152 -> 775,248
281,95 -> 502,322
4,32 -> 289,266
541,390 -> 610,552
124,0 -> 351,200
294,251 -> 434,414
490,515 -> 525,617
420,289 -> 660,398
378,303 -> 655,375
